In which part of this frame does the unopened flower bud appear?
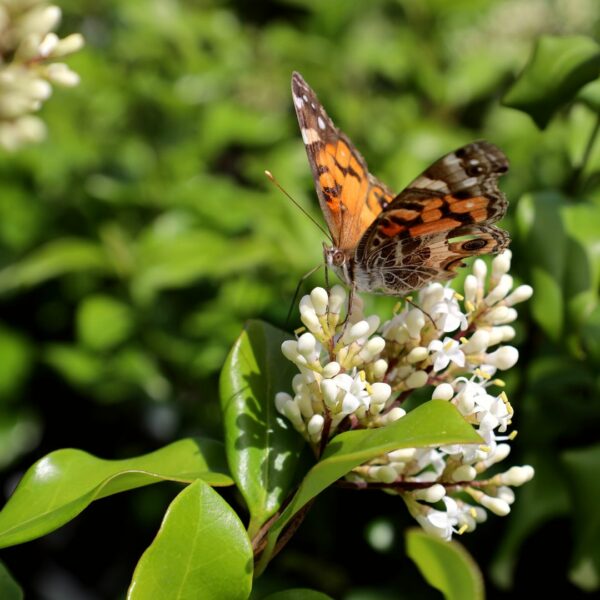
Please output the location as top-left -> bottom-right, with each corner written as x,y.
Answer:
491,251 -> 511,280
484,346 -> 518,370
464,274 -> 478,304
322,361 -> 340,378
451,465 -> 477,482
461,329 -> 490,354
500,465 -> 535,486
504,285 -> 533,306
407,346 -> 428,363
413,484 -> 446,503
385,407 -> 406,422
406,309 -> 425,338
406,370 -> 428,389
52,33 -> 85,57
473,259 -> 487,284
44,62 -> 80,86
496,486 -> 515,504
432,383 -> 454,401
479,494 -> 510,516
321,379 -> 339,409
275,392 -> 292,414
307,414 -> 324,436
328,285 -> 346,314
310,287 -> 329,315
485,275 -> 513,305
372,358 -> 388,379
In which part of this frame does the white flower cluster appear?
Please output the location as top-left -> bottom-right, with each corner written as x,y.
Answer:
276,250 -> 535,539
0,0 -> 84,150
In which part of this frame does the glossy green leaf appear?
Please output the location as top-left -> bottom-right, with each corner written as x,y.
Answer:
257,400 -> 481,572
0,561 -> 22,600
406,529 -> 483,600
562,444 -> 600,591
515,192 -> 566,340
77,294 -> 134,350
220,320 -> 305,537
262,590 -> 333,600
128,479 -> 253,600
0,238 -> 109,294
504,35 -> 600,128
0,438 -> 232,549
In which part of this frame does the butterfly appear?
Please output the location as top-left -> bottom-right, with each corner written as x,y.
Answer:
291,71 -> 510,296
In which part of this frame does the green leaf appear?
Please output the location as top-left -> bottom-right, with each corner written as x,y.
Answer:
0,238 -> 109,294
562,444 -> 600,591
0,438 -> 232,549
220,320 -> 305,537
262,590 -> 333,600
0,561 -> 23,600
0,325 -> 32,399
128,479 -> 253,600
77,294 -> 134,350
503,35 -> 600,129
257,400 -> 481,572
406,529 -> 483,600
515,192 -> 567,340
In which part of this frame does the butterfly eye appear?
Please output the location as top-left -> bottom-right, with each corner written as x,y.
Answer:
332,250 -> 345,266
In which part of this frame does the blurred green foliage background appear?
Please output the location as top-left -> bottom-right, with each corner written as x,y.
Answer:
1,0 -> 600,597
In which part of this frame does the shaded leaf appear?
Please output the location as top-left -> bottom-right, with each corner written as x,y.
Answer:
0,238 -> 109,294
220,320 -> 305,537
562,444 -> 600,591
406,529 -> 483,600
128,479 -> 253,600
0,561 -> 22,600
0,438 -> 231,548
262,590 -> 333,600
504,35 -> 600,128
257,400 -> 481,572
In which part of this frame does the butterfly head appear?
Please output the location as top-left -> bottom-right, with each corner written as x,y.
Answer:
323,243 -> 353,286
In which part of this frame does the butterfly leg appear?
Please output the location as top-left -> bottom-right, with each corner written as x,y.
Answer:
286,263 -> 323,328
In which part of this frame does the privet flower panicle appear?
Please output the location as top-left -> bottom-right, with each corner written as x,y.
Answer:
0,0 -> 84,150
276,251 -> 535,540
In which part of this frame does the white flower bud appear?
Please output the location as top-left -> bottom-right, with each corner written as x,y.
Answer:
388,448 -> 416,461
461,329 -> 490,354
363,336 -> 385,358
405,370 -> 428,389
374,465 -> 397,484
485,274 -> 513,305
283,399 -> 303,427
275,392 -> 292,414
464,274 -> 478,304
407,346 -> 428,363
322,361 -> 340,378
365,315 -> 381,336
413,484 -> 446,503
297,332 -> 317,357
473,259 -> 487,284
52,33 -> 85,57
307,414 -> 324,436
504,285 -> 533,306
328,285 -> 346,314
451,465 -> 477,482
13,115 -> 45,144
297,392 -> 314,418
500,465 -> 535,486
385,407 -> 406,422
491,251 -> 511,280
345,319 -> 370,342
44,62 -> 80,86
496,486 -> 515,504
372,358 -> 388,379
38,32 -> 59,57
477,443 -> 510,469
432,383 -> 454,401
406,309 -> 425,338
370,382 -> 391,405
486,306 -> 517,325
321,379 -> 339,409
484,346 -> 518,370
26,78 -> 52,101
310,287 -> 329,315
281,340 -> 300,362
479,494 -> 510,516
299,297 -> 320,331
20,6 -> 61,37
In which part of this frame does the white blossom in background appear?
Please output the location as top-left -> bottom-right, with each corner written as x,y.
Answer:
0,0 -> 84,150
276,250 -> 535,540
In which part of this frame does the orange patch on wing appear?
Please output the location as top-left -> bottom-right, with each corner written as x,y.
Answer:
445,195 -> 487,212
319,172 -> 336,189
421,208 -> 443,223
336,141 -> 351,168
381,222 -> 406,237
390,208 -> 420,221
409,218 -> 462,237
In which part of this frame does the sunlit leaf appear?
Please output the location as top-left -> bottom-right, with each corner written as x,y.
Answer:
504,35 -> 600,128
128,479 -> 253,600
220,320 -> 305,538
0,438 -> 231,549
406,529 -> 483,600
257,400 -> 481,572
76,294 -> 134,350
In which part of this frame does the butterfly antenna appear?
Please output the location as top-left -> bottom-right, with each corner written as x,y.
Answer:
265,170 -> 332,242
286,263 -> 323,327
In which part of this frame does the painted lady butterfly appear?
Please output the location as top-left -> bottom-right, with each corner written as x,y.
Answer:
292,72 -> 510,296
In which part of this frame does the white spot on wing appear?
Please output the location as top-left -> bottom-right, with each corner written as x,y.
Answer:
293,94 -> 304,109
317,116 -> 326,130
301,128 -> 320,144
